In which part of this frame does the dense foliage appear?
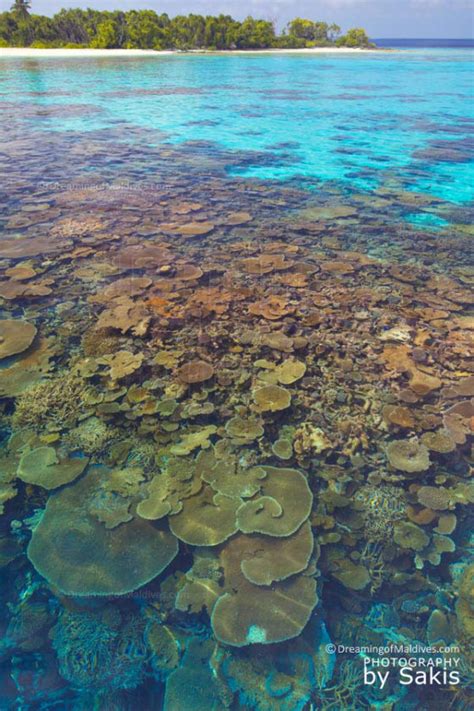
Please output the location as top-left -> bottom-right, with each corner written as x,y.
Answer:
1,4 -> 373,50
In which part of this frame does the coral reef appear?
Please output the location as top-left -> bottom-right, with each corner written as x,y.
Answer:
0,319 -> 37,359
13,373 -> 88,430
51,608 -> 148,691
27,467 -> 179,595
0,90 -> 472,709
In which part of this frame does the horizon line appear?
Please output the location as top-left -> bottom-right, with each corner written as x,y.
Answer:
372,36 -> 473,39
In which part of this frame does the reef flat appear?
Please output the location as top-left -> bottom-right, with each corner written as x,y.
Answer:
0,51 -> 473,710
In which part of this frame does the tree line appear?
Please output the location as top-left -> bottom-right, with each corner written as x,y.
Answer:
1,2 -> 373,50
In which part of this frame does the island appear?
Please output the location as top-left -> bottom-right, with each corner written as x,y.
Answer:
0,1 -> 374,51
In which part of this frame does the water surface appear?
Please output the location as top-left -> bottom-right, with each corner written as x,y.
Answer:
0,50 -> 473,711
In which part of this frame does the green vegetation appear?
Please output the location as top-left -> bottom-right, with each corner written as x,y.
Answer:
0,3 -> 374,50
336,28 -> 373,48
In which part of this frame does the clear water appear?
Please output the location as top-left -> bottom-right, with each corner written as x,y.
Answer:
1,50 -> 473,201
0,50 -> 473,711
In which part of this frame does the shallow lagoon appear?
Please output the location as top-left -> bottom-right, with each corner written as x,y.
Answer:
0,50 -> 473,710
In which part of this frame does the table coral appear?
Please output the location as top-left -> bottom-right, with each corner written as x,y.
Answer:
229,521 -> 314,586
177,359 -> 215,384
17,446 -> 88,490
98,351 -> 144,381
275,359 -> 307,385
393,521 -> 430,551
211,573 -> 318,647
199,449 -> 266,499
253,385 -> 291,413
236,466 -> 313,537
225,416 -> 264,442
416,485 -> 451,511
386,438 -> 431,473
27,467 -> 179,596
0,319 -> 37,359
169,485 -> 241,546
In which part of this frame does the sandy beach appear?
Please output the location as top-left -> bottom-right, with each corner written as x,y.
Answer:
0,47 -> 383,59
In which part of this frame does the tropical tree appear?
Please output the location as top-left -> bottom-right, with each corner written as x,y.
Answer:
91,19 -> 119,48
336,28 -> 372,48
0,12 -> 18,45
11,0 -> 31,19
0,8 -> 373,51
232,17 -> 275,49
203,15 -> 238,49
287,18 -> 332,44
287,18 -> 316,42
328,23 -> 341,42
169,14 -> 206,49
124,11 -> 170,49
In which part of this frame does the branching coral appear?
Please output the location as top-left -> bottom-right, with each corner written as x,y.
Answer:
51,608 -> 148,691
13,373 -> 89,430
353,483 -> 406,543
222,650 -> 314,711
64,416 -> 118,455
316,660 -> 365,711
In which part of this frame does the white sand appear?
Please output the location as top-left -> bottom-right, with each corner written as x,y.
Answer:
214,47 -> 384,54
0,48 -> 174,58
0,47 -> 384,59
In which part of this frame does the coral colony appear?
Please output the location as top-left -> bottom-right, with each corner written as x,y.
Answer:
0,51 -> 473,711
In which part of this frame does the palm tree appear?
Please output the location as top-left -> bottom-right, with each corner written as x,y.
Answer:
11,0 -> 31,19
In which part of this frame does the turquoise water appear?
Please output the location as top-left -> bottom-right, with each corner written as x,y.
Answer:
0,50 -> 473,710
1,50 -> 473,201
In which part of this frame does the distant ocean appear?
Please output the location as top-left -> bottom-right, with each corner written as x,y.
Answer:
373,37 -> 474,48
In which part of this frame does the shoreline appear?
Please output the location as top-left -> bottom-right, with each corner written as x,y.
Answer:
0,47 -> 388,59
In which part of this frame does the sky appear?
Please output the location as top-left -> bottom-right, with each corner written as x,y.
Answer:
1,0 -> 473,38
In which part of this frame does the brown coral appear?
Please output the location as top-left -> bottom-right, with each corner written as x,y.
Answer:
0,320 -> 37,359
248,295 -> 294,320
234,521 -> 314,585
386,438 -> 430,473
17,446 -> 88,490
253,385 -> 291,413
98,351 -> 144,380
393,522 -> 430,551
177,360 -> 215,384
169,485 -> 241,546
224,416 -> 264,442
416,486 -> 451,511
211,540 -> 318,646
236,466 -> 312,537
27,467 -> 178,596
13,373 -> 87,430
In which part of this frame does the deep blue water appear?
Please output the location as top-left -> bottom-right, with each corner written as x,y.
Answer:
374,38 -> 474,48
